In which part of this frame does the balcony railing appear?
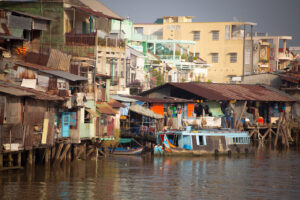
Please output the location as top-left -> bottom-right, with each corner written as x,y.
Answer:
65,32 -> 97,46
65,33 -> 126,48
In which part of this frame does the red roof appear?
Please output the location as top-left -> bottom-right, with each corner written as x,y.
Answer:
142,82 -> 295,102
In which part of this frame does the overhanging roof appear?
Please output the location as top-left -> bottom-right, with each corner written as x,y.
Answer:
96,103 -> 117,115
129,104 -> 163,119
41,70 -> 88,82
141,82 -> 295,102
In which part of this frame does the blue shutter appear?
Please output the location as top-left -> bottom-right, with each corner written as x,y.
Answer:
61,112 -> 70,137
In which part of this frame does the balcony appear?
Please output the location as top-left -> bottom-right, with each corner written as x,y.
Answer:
65,33 -> 125,48
278,52 -> 293,60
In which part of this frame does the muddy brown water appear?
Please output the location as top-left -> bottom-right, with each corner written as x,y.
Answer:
1,151 -> 300,200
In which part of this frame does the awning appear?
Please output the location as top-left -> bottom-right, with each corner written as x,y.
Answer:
85,108 -> 100,117
129,104 -> 163,119
96,103 -> 117,115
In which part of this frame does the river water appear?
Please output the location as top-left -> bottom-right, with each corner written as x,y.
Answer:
1,151 -> 300,200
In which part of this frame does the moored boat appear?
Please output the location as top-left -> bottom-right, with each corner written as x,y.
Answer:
110,138 -> 144,155
154,128 -> 251,156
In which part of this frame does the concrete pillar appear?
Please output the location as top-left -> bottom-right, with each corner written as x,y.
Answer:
173,42 -> 176,60
283,39 -> 287,54
193,44 -> 196,57
153,42 -> 156,54
251,25 -> 254,74
187,45 -> 190,56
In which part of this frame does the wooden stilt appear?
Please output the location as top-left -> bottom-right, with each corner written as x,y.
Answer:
55,143 -> 64,161
8,153 -> 13,167
95,146 -> 98,160
73,145 -> 78,160
45,148 -> 50,164
17,151 -> 21,167
67,147 -> 71,161
58,144 -> 71,163
0,153 -> 3,168
51,145 -> 56,161
27,149 -> 33,165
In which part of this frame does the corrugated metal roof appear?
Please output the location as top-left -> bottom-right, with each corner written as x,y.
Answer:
41,70 -> 88,82
78,0 -> 123,20
0,85 -> 34,96
11,10 -> 52,21
129,104 -> 163,119
0,80 -> 64,101
111,95 -> 137,102
16,61 -> 50,70
122,95 -> 193,103
0,35 -> 24,40
86,108 -> 100,117
96,103 -> 117,115
142,82 -> 295,102
108,99 -> 126,108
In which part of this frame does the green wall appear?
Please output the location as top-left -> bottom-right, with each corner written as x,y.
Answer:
0,2 -> 65,44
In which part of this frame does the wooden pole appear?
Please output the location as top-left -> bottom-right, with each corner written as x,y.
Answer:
17,151 -> 21,167
55,143 -> 64,161
27,149 -> 33,165
58,144 -> 71,163
235,101 -> 247,130
45,148 -> 50,165
0,153 -> 3,168
8,153 -> 13,167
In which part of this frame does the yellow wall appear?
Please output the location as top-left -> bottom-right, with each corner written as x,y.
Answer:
163,21 -> 246,83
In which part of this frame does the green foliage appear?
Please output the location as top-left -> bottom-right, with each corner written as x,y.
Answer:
152,70 -> 164,86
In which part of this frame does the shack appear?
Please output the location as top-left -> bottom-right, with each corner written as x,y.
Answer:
140,82 -> 296,147
0,80 -> 64,169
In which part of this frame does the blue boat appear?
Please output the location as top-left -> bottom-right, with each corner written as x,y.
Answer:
154,128 -> 251,156
111,138 -> 144,155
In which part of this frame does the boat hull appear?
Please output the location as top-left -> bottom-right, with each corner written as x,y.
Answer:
112,147 -> 144,155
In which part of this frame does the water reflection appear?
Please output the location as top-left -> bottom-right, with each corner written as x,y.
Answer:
1,152 -> 300,200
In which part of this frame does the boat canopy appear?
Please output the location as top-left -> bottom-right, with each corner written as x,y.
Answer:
118,138 -> 135,143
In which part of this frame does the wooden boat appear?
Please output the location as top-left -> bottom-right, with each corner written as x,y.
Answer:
110,138 -> 144,155
154,128 -> 251,156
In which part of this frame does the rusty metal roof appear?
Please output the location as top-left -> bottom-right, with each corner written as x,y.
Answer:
122,95 -> 193,103
16,61 -> 51,70
11,10 -> 52,21
142,82 -> 295,102
0,80 -> 64,101
96,103 -> 117,115
108,99 -> 126,108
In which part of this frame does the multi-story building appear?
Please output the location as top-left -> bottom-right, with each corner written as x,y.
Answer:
134,16 -> 256,83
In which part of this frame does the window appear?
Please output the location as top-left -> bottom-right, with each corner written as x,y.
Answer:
211,53 -> 218,63
135,27 -> 143,34
212,31 -> 219,40
193,31 -> 200,41
195,53 -> 200,57
177,25 -> 181,30
230,53 -> 237,63
196,136 -> 206,146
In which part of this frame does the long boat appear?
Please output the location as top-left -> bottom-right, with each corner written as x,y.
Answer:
110,138 -> 144,155
154,128 -> 251,156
